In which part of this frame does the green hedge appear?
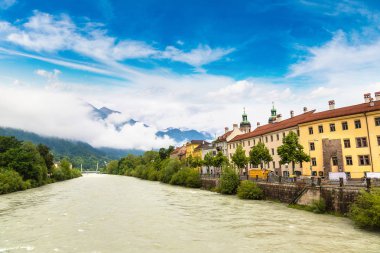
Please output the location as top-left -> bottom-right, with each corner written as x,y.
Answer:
349,188 -> 380,230
237,180 -> 263,200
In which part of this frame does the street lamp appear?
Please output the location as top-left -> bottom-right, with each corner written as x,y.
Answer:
308,139 -> 319,177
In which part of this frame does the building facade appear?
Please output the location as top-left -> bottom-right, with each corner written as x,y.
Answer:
299,94 -> 380,179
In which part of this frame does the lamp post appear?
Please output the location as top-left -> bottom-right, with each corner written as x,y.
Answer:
308,139 -> 318,177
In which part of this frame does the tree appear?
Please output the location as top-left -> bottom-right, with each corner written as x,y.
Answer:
203,152 -> 214,173
231,145 -> 248,175
159,146 -> 175,160
219,166 -> 240,194
0,136 -> 21,153
106,160 -> 119,174
2,142 -> 48,186
249,142 -> 273,169
212,151 -> 228,174
37,144 -> 55,175
277,131 -> 310,175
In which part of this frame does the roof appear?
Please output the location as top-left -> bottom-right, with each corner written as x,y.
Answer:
194,142 -> 213,151
299,100 -> 380,125
215,130 -> 233,142
229,110 -> 315,142
189,140 -> 208,145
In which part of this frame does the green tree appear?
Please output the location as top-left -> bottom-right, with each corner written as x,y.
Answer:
37,144 -> 55,175
249,142 -> 273,169
106,160 -> 119,174
2,142 -> 48,186
0,136 -> 22,153
203,152 -> 214,173
159,146 -> 175,160
277,131 -> 310,175
231,145 -> 248,175
212,151 -> 228,174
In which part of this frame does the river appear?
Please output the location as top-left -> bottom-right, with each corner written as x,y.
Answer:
0,174 -> 379,253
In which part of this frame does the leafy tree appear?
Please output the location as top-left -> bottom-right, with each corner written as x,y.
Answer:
249,142 -> 273,169
2,142 -> 48,186
159,146 -> 175,160
0,136 -> 22,153
277,131 -> 310,175
0,169 -> 30,194
189,156 -> 202,169
203,152 -> 214,173
231,145 -> 248,175
37,144 -> 55,175
212,151 -> 228,174
106,160 -> 119,174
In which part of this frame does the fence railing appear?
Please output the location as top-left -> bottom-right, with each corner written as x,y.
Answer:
200,173 -> 380,189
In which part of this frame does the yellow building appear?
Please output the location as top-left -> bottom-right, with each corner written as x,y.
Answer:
299,95 -> 380,179
185,140 -> 208,159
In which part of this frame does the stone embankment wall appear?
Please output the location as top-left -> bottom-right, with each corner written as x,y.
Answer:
200,178 -> 362,214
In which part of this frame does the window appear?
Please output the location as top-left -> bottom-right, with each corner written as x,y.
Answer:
330,123 -> 336,132
297,130 -> 300,136
375,117 -> 380,126
248,140 -> 250,146
312,171 -> 317,176
342,121 -> 348,130
309,127 -> 313,135
270,135 -> 273,142
356,137 -> 368,148
332,156 -> 338,166
276,134 -> 279,141
346,156 -> 353,166
283,132 -> 286,138
378,136 -> 380,146
318,125 -> 324,133
265,136 -> 268,143
271,148 -> 275,155
358,155 -> 371,166
310,142 -> 315,151
318,171 -> 324,177
355,120 -> 361,129
343,139 -> 351,148
253,139 -> 256,145
272,161 -> 275,168
243,141 -> 245,147
311,158 -> 317,166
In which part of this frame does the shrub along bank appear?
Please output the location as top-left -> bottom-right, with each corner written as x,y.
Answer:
0,136 -> 81,195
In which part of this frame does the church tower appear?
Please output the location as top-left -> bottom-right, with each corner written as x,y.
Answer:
268,102 -> 277,123
239,108 -> 251,133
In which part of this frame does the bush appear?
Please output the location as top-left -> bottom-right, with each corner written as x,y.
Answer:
147,168 -> 159,181
159,159 -> 181,183
237,180 -> 263,200
309,199 -> 326,214
185,169 -> 201,188
0,169 -> 29,194
349,189 -> 380,230
219,167 -> 240,195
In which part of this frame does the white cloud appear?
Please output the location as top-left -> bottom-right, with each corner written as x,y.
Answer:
35,69 -> 61,89
0,85 -> 175,150
0,0 -> 16,10
161,45 -> 234,68
1,11 -> 232,69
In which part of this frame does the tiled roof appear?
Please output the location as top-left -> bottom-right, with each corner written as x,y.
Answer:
299,100 -> 380,125
229,110 -> 315,142
189,140 -> 208,145
215,130 -> 233,142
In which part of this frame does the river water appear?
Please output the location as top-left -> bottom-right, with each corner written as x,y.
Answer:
0,174 -> 379,253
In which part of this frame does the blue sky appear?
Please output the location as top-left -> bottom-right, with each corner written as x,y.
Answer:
1,0 -> 380,149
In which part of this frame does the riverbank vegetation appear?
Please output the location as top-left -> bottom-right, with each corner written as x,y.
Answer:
0,136 -> 81,195
349,189 -> 380,230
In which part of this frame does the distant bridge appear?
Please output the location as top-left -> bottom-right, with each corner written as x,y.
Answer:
81,170 -> 100,174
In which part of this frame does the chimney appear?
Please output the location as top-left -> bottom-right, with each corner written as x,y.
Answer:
233,124 -> 238,130
224,127 -> 229,133
303,107 -> 307,113
364,93 -> 371,103
257,122 -> 260,127
329,100 -> 335,110
375,91 -> 380,101
290,110 -> 294,118
276,114 -> 282,122
370,98 -> 375,107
